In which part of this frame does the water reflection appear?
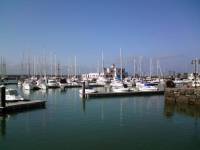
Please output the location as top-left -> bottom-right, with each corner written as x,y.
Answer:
164,103 -> 200,118
82,99 -> 86,112
0,115 -> 8,138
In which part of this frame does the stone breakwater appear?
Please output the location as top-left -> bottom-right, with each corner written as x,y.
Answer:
165,88 -> 200,105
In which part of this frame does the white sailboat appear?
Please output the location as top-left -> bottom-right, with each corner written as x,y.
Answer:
111,49 -> 130,92
22,79 -> 37,90
37,77 -> 48,90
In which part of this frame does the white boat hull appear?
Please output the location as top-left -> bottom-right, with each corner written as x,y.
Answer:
79,89 -> 97,94
112,87 -> 130,92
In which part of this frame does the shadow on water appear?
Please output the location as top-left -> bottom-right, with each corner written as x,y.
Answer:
81,99 -> 86,113
164,103 -> 200,118
0,115 -> 8,138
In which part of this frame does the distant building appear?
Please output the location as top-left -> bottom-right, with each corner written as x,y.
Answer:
103,64 -> 127,79
81,64 -> 127,80
82,73 -> 101,80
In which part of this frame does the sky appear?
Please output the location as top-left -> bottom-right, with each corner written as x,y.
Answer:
0,0 -> 200,74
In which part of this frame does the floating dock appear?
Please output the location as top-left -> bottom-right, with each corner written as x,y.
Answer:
84,91 -> 164,98
0,100 -> 46,114
64,85 -> 82,88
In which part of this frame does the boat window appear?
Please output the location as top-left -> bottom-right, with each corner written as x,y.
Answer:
6,90 -> 18,96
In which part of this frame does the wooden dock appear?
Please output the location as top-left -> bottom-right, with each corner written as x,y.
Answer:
0,100 -> 46,114
85,91 -> 164,98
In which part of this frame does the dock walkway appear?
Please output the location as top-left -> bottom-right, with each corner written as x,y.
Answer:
0,100 -> 46,113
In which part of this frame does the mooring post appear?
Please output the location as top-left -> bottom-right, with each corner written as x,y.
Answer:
82,82 -> 86,98
0,86 -> 6,107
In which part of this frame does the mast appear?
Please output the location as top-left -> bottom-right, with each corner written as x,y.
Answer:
150,58 -> 152,78
28,55 -> 31,77
33,56 -> 36,77
2,57 -> 6,77
43,51 -> 47,78
21,52 -> 25,76
74,56 -> 77,78
67,58 -> 70,79
133,56 -> 136,78
157,59 -> 163,79
0,56 -> 2,76
197,58 -> 199,75
156,59 -> 159,78
139,56 -> 142,78
101,50 -> 104,75
50,52 -> 53,77
97,60 -> 100,74
54,54 -> 57,77
120,48 -> 123,81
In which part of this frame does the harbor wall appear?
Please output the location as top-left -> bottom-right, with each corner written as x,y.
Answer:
165,88 -> 200,105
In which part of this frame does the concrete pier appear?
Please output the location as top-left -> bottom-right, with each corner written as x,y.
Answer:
165,88 -> 200,105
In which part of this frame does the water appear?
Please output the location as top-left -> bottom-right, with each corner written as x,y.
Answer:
1,85 -> 200,150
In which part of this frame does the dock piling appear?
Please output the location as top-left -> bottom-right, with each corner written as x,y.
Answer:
82,82 -> 86,98
0,86 -> 6,108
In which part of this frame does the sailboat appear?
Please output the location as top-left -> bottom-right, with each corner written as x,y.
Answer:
22,79 -> 38,90
111,49 -> 130,92
96,51 -> 110,86
37,77 -> 48,90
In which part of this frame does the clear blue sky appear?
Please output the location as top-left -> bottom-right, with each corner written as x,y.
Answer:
0,0 -> 200,73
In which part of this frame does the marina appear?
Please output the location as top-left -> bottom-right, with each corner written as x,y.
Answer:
0,85 -> 200,150
1,0 -> 200,149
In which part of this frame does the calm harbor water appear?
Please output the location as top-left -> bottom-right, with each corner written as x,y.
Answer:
1,85 -> 200,150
